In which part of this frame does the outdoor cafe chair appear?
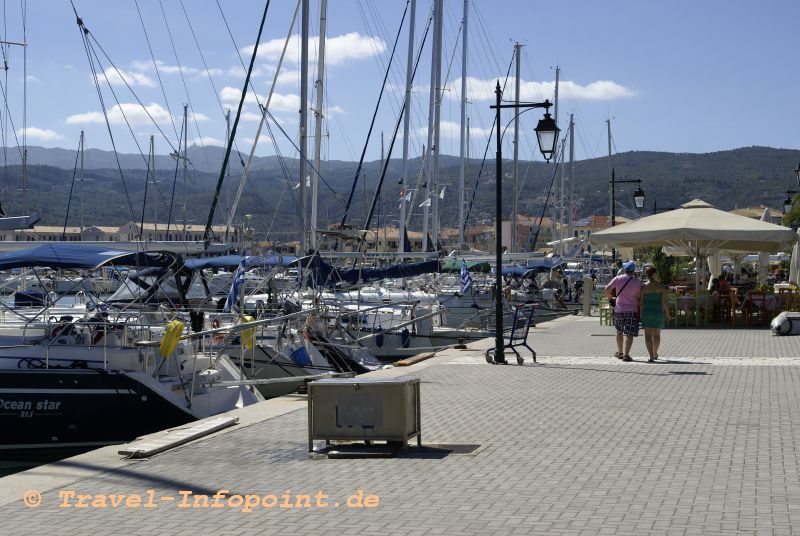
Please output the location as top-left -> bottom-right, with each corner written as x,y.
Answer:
745,291 -> 770,326
689,290 -> 710,327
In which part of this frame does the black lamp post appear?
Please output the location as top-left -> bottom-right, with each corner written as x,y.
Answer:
489,80 -> 559,364
609,169 -> 645,263
795,162 -> 800,189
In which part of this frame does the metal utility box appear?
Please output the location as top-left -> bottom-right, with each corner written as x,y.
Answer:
308,378 -> 421,451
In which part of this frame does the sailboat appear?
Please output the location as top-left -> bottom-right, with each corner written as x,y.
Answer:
0,243 -> 262,460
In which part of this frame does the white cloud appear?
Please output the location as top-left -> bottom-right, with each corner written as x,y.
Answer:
244,32 -> 386,67
190,136 -> 224,146
242,135 -> 272,145
450,76 -> 636,102
191,112 -> 209,122
96,67 -> 156,88
219,86 -> 299,113
66,102 -> 173,127
417,121 -> 492,140
241,111 -> 264,122
17,127 -> 64,141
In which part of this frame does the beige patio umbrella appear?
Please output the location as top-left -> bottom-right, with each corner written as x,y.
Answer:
589,199 -> 798,287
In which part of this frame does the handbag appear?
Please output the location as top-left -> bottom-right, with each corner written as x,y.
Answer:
609,276 -> 634,308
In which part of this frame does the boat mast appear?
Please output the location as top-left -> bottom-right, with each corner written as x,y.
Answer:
567,113 -> 574,256
79,130 -> 85,234
559,134 -> 565,256
311,0 -> 327,251
150,135 -> 156,237
225,108 -> 231,234
223,0 -> 301,243
399,0 -> 416,253
182,104 -> 188,236
510,42 -> 521,253
457,0 -> 468,249
422,0 -> 442,252
430,0 -> 443,252
299,0 -> 310,253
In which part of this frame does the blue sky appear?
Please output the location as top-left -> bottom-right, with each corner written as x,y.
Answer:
3,0 -> 799,164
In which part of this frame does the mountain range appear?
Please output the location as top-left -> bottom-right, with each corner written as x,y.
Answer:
1,145 -> 797,241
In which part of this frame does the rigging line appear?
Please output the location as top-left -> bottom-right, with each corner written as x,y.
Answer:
166,119 -> 184,234
85,40 -> 154,170
264,108 -> 338,197
1,0 -> 6,180
61,137 -> 82,239
263,119 -> 302,242
202,0 -> 271,242
177,0 -> 246,169
357,0 -> 403,115
0,74 -> 25,161
462,48 -> 515,234
360,2 -> 430,236
83,33 -> 178,157
71,12 -> 140,239
156,0 -> 211,173
133,0 -> 180,144
526,140 -> 565,252
219,0 -> 300,240
139,144 -> 151,233
337,0 -> 410,230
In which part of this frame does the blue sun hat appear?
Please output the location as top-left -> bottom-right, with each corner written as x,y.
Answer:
624,261 -> 636,273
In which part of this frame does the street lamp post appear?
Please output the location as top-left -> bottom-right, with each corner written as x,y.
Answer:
489,80 -> 559,364
795,162 -> 800,189
609,168 -> 645,264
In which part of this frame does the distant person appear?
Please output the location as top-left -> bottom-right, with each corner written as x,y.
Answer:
639,266 -> 672,362
615,259 -> 625,276
605,261 -> 642,362
709,277 -> 720,294
718,274 -> 732,295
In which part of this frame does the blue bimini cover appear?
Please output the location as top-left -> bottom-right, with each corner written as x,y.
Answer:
183,254 -> 299,271
0,243 -> 176,271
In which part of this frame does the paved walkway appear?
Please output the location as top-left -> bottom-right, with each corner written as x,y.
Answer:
4,316 -> 800,535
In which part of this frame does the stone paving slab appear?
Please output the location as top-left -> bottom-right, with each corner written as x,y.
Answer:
3,316 -> 800,535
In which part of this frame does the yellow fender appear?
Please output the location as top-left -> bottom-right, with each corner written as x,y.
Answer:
240,315 -> 256,350
159,319 -> 185,357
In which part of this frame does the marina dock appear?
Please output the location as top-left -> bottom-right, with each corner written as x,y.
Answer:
4,315 -> 800,534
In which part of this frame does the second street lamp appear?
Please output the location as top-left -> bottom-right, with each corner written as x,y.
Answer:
489,80 -> 559,365
609,169 -> 645,263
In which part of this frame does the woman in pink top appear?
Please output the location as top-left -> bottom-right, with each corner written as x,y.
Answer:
604,261 -> 643,361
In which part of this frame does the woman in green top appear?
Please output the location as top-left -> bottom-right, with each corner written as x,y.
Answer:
639,266 -> 673,362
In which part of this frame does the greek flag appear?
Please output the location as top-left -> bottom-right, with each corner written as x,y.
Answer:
460,262 -> 473,293
223,259 -> 246,313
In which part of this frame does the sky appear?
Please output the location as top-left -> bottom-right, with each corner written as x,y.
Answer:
2,0 -> 799,166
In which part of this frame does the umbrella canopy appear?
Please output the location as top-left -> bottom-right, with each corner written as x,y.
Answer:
589,199 -> 797,254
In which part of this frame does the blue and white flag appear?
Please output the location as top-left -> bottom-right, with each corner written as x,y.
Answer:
223,259 -> 246,312
460,262 -> 473,293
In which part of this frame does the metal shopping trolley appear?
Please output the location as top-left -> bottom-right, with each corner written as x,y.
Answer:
485,304 -> 536,365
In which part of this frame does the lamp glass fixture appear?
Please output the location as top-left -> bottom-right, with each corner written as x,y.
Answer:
534,113 -> 559,162
633,186 -> 646,209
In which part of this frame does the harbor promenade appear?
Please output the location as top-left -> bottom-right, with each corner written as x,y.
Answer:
4,315 -> 800,535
